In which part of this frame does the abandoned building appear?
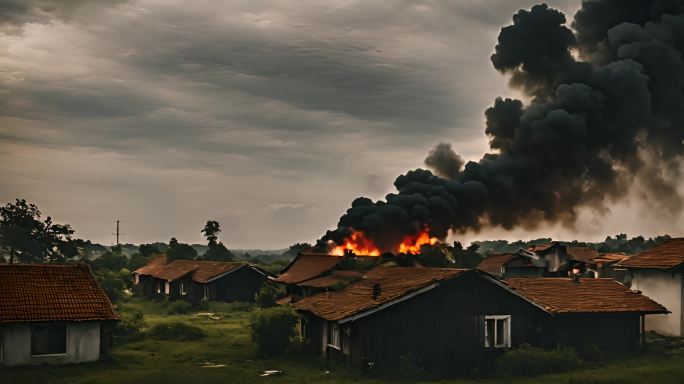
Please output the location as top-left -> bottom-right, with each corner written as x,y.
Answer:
477,242 -> 601,279
294,266 -> 666,373
133,256 -> 267,303
0,264 -> 118,366
617,238 -> 684,337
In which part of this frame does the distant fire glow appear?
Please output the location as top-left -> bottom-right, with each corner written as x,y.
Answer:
330,228 -> 438,256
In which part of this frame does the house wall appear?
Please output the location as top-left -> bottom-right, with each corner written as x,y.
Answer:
211,267 -> 266,302
1,322 -> 101,367
631,270 -> 682,337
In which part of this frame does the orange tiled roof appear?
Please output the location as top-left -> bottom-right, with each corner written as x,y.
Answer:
275,253 -> 344,284
0,264 -> 118,323
477,253 -> 516,277
297,270 -> 363,288
135,258 -> 249,283
527,243 -> 558,252
589,253 -> 629,265
504,278 -> 667,314
133,254 -> 168,276
616,238 -> 684,270
566,246 -> 599,262
294,267 -> 466,321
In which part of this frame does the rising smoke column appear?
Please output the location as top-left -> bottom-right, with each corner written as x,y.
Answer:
319,1 -> 684,253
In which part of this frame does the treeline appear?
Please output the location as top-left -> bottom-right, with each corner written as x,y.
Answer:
474,234 -> 672,255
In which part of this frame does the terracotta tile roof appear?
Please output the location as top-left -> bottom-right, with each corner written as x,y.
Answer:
0,264 -> 118,323
133,254 -> 167,276
616,238 -> 684,270
297,270 -> 363,288
477,253 -> 516,277
528,243 -> 558,252
294,267 -> 466,321
135,257 -> 251,283
275,253 -> 344,284
589,253 -> 629,265
566,247 -> 599,262
504,278 -> 667,314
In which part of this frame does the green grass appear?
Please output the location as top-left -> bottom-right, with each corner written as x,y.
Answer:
2,299 -> 684,384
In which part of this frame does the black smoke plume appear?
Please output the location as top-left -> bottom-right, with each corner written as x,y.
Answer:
319,1 -> 684,253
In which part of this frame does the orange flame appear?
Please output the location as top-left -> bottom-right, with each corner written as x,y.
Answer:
331,228 -> 438,256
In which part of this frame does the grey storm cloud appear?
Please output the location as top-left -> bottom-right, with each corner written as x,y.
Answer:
5,0 -> 677,250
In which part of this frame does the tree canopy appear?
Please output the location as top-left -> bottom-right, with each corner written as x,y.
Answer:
0,199 -> 77,263
166,237 -> 198,261
200,220 -> 234,262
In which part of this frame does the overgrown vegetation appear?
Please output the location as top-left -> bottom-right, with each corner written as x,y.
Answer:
249,306 -> 299,356
496,345 -> 581,377
146,321 -> 207,341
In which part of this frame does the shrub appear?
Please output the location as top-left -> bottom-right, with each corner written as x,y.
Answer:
114,310 -> 145,337
496,345 -> 580,377
146,322 -> 206,341
249,306 -> 299,356
256,283 -> 279,308
166,300 -> 193,315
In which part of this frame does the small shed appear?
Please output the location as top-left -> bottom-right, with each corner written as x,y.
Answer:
0,264 -> 118,366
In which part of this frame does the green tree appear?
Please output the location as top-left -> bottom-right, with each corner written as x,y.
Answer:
139,243 -> 160,257
283,242 -> 312,258
200,221 -> 234,262
166,237 -> 197,261
0,199 -> 77,263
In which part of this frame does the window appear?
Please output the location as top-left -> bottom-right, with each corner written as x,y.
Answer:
485,315 -> 511,348
156,282 -> 161,294
133,274 -> 139,285
164,281 -> 170,295
181,281 -> 188,295
203,285 -> 209,300
328,322 -> 341,349
31,324 -> 67,356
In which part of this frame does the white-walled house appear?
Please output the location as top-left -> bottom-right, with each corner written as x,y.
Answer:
617,238 -> 684,337
0,264 -> 118,366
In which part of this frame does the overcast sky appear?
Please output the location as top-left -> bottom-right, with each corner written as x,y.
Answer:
1,0 -> 681,249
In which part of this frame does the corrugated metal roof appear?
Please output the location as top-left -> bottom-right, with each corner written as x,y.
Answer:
616,238 -> 684,270
504,278 -> 667,314
477,253 -> 516,277
0,264 -> 118,323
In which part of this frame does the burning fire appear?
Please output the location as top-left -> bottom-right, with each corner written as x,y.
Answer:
330,228 -> 438,256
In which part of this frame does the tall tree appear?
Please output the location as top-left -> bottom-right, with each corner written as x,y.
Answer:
201,221 -> 234,262
0,199 -> 76,263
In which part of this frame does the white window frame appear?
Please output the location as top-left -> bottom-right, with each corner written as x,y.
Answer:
133,274 -> 139,285
484,315 -> 511,348
203,285 -> 209,300
164,281 -> 170,295
327,322 -> 341,350
181,281 -> 188,296
156,281 -> 162,294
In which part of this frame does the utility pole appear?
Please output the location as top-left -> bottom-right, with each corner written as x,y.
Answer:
113,220 -> 124,246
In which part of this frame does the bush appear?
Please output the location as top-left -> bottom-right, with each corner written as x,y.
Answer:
166,300 -> 193,315
497,345 -> 580,377
146,322 -> 206,341
114,310 -> 145,337
249,306 -> 299,356
256,283 -> 279,308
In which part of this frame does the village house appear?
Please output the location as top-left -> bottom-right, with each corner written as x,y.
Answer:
616,238 -> 684,337
478,243 -> 600,279
133,256 -> 267,304
0,264 -> 118,367
294,266 -> 666,374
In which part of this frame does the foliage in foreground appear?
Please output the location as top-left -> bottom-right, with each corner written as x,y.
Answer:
496,344 -> 581,377
146,321 -> 207,341
249,306 -> 299,356
114,310 -> 145,338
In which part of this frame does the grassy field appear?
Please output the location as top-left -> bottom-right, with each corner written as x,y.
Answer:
1,299 -> 684,384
